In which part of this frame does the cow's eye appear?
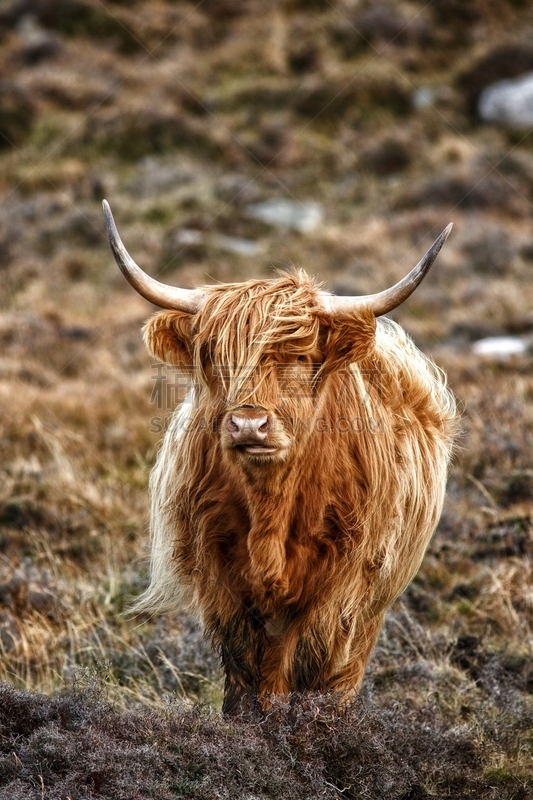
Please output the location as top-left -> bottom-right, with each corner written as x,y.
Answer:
296,355 -> 308,363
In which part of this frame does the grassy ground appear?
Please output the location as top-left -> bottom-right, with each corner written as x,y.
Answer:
0,1 -> 532,797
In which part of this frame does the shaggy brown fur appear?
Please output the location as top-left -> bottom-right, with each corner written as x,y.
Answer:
134,272 -> 457,713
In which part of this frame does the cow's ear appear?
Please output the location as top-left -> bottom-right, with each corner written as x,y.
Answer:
143,310 -> 194,369
319,308 -> 376,377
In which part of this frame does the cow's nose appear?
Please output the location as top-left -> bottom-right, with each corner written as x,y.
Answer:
227,415 -> 270,440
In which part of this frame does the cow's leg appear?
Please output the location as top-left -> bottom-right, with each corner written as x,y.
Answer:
256,634 -> 293,705
274,612 -> 386,699
215,606 -> 268,715
328,612 -> 386,697
291,630 -> 331,692
259,622 -> 342,700
258,622 -> 330,700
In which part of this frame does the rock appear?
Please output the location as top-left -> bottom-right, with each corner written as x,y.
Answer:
412,87 -> 437,109
456,44 -> 533,115
472,336 -> 529,358
15,14 -> 61,64
163,229 -> 263,258
245,199 -> 323,233
479,71 -> 533,128
212,235 -> 264,256
174,230 -> 203,247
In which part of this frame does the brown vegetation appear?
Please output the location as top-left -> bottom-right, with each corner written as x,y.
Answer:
0,0 -> 532,795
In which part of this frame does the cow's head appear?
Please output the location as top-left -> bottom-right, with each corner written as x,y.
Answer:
103,201 -> 451,471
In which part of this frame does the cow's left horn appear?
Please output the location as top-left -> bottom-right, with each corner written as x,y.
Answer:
321,223 -> 453,316
103,200 -> 205,313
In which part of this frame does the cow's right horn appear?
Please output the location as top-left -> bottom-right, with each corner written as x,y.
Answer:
103,200 -> 205,313
321,223 -> 453,317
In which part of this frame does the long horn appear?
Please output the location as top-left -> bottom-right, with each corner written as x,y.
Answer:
103,200 -> 205,313
321,223 -> 453,316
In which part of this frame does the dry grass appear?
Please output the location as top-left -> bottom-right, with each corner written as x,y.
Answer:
0,675 -> 531,799
0,0 -> 532,794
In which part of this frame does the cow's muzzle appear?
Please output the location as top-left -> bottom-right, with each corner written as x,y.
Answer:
222,407 -> 281,458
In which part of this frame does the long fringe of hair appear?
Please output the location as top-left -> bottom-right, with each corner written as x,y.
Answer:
132,273 -> 457,632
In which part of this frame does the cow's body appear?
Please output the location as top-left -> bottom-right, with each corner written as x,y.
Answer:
133,273 -> 456,713
102,200 -> 455,712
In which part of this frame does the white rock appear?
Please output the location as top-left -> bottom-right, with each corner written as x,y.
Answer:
412,87 -> 437,109
479,71 -> 533,128
174,229 -> 263,256
472,336 -> 528,358
245,199 -> 324,233
175,229 -> 203,245
212,235 -> 264,256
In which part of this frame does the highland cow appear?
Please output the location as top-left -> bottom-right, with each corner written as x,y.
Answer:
103,200 -> 456,714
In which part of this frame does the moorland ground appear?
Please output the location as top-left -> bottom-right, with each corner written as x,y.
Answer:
0,1 -> 532,797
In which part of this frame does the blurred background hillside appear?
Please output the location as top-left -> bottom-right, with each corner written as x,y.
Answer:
0,1 -> 532,797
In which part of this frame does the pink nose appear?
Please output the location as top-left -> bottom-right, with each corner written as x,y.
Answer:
227,415 -> 270,441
